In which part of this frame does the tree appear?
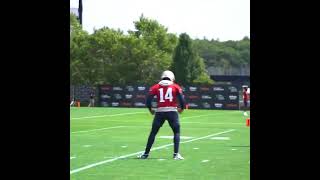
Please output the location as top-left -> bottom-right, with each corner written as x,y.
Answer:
70,14 -> 91,85
193,36 -> 250,75
129,14 -> 178,54
192,56 -> 214,85
70,14 -> 223,86
172,33 -> 213,85
128,14 -> 178,84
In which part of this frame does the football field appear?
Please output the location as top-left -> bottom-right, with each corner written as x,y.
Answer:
70,107 -> 250,180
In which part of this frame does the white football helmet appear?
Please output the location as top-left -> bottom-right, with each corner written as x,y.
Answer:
161,70 -> 175,81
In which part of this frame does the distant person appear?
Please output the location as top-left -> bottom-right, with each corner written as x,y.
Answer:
70,97 -> 76,106
138,70 -> 185,160
243,86 -> 249,116
88,93 -> 95,107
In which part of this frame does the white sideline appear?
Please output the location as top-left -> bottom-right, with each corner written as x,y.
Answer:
96,112 -> 237,123
71,124 -> 239,135
183,122 -> 243,125
71,126 -> 125,134
70,112 -> 241,134
71,110 -> 239,121
71,112 -> 146,120
181,114 -> 215,119
70,129 -> 235,175
179,111 -> 241,120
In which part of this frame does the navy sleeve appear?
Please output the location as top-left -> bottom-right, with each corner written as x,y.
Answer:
146,94 -> 154,109
177,92 -> 185,110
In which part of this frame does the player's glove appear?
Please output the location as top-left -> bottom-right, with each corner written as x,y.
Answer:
149,108 -> 155,115
178,108 -> 184,114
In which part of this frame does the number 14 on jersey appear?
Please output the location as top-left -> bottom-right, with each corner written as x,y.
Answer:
159,88 -> 173,102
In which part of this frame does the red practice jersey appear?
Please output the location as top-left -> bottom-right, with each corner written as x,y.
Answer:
149,81 -> 183,112
243,90 -> 249,101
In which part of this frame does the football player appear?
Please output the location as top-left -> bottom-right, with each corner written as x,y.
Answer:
243,86 -> 249,116
138,70 -> 185,160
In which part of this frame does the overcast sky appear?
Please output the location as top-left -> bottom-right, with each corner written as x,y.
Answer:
70,0 -> 250,41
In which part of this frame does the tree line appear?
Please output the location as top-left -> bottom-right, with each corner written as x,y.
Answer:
70,14 -> 249,86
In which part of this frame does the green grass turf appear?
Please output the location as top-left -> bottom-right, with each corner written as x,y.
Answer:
70,107 -> 250,180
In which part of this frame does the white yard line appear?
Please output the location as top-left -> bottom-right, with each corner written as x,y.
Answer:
92,112 -> 238,123
180,111 -> 241,121
70,129 -> 235,175
123,123 -> 243,129
181,114 -> 215,119
71,111 -> 238,121
71,126 -> 125,134
180,112 -> 236,120
179,129 -> 234,144
71,112 -> 146,120
183,122 -> 243,125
